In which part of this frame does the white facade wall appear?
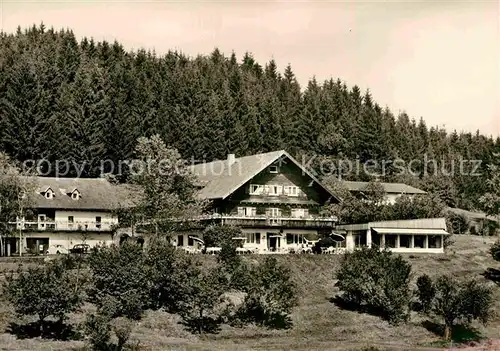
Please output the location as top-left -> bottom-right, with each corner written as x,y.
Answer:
14,210 -> 118,254
343,229 -> 445,253
22,231 -> 114,251
241,228 -> 319,251
54,210 -> 118,231
173,228 -> 320,251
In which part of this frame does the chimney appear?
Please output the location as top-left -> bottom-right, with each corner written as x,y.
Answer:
227,153 -> 236,166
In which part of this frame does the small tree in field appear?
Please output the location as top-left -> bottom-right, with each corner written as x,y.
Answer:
480,161 -> 500,218
145,238 -> 197,313
3,260 -> 82,332
0,152 -> 36,257
490,241 -> 500,262
203,224 -> 244,280
127,135 -> 207,236
87,241 -> 149,320
428,275 -> 493,341
416,274 -> 435,314
336,246 -> 412,324
177,263 -> 228,334
238,257 -> 298,328
83,313 -> 135,351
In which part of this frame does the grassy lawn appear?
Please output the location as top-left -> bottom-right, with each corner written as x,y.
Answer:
0,234 -> 499,350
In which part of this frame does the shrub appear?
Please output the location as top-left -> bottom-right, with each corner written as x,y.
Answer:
87,241 -> 149,320
430,275 -> 493,341
83,314 -> 135,351
176,263 -> 228,334
237,257 -> 298,328
145,238 -> 197,313
203,225 -> 249,289
486,220 -> 499,236
446,212 -> 469,234
490,241 -> 500,261
3,259 -> 82,331
416,274 -> 435,313
111,317 -> 134,350
203,224 -> 242,268
83,313 -> 112,350
336,246 -> 412,324
203,224 -> 241,248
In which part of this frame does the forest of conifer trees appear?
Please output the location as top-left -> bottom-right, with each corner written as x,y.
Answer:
0,24 -> 499,211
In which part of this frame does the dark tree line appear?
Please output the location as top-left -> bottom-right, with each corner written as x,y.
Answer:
1,24 -> 499,210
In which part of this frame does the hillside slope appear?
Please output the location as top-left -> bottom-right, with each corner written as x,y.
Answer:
0,235 -> 499,350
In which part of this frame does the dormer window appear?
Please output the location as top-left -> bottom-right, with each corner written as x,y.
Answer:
43,188 -> 54,199
269,165 -> 278,174
70,189 -> 81,200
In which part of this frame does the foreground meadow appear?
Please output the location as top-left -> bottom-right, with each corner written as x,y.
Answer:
0,234 -> 499,351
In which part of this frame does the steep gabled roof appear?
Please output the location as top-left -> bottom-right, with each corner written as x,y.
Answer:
23,177 -> 138,211
189,150 -> 340,201
340,181 -> 426,195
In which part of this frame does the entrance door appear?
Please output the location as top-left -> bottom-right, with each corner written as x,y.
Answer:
269,236 -> 277,251
3,238 -> 17,256
177,235 -> 184,247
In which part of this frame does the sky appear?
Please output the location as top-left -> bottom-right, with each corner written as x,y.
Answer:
1,0 -> 499,137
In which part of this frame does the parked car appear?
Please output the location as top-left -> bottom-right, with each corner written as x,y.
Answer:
69,244 -> 90,254
46,244 -> 69,255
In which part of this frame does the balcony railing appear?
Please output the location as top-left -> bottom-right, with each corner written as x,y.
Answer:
10,220 -> 116,232
212,214 -> 338,228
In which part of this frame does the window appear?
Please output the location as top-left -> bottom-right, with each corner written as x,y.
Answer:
414,235 -> 425,248
284,186 -> 299,197
246,233 -> 261,244
249,184 -> 264,195
72,192 -> 79,200
385,234 -> 397,248
68,216 -> 74,223
269,165 -> 278,173
188,236 -> 194,246
237,207 -> 256,217
286,233 -> 305,244
268,208 -> 281,217
266,185 -> 282,196
400,235 -> 411,248
291,208 -> 308,218
45,191 -> 53,199
96,216 -> 102,229
428,235 -> 442,248
177,235 -> 184,247
353,234 -> 364,247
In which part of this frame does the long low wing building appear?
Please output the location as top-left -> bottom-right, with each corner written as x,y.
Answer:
336,217 -> 450,253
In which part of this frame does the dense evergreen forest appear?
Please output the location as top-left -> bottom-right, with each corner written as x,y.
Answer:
0,24 -> 499,210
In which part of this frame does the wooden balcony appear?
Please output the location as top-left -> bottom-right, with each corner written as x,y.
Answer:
10,220 -> 116,232
214,214 -> 337,228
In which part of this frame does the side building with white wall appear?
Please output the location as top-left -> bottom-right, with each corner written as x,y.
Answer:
4,177 -> 134,256
336,217 -> 450,254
